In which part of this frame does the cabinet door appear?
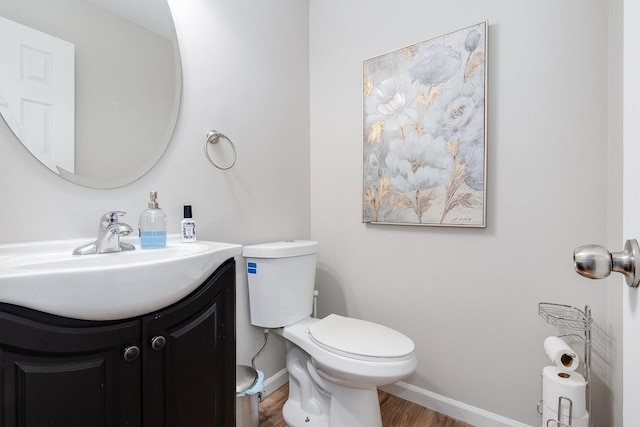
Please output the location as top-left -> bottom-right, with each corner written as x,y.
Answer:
0,310 -> 141,427
141,259 -> 235,427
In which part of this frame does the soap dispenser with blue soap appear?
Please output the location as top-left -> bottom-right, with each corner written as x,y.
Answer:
139,191 -> 166,249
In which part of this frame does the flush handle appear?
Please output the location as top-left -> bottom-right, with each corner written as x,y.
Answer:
573,239 -> 640,287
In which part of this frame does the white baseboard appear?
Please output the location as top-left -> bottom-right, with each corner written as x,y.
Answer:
380,381 -> 532,427
263,368 -> 289,396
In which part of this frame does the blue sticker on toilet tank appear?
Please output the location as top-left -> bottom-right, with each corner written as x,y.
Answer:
247,262 -> 257,274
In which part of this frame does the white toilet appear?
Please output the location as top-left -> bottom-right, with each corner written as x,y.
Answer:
243,240 -> 417,427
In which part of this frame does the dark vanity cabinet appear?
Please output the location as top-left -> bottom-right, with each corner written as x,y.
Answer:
0,259 -> 236,427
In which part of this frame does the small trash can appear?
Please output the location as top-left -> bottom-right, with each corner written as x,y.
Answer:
236,365 -> 263,427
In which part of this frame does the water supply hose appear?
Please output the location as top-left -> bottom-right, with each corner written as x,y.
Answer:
251,329 -> 269,371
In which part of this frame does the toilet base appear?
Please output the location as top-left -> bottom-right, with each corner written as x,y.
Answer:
283,399 -> 329,427
282,379 -> 383,427
283,343 -> 383,427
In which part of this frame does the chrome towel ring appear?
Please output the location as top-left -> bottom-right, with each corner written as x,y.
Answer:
204,130 -> 237,170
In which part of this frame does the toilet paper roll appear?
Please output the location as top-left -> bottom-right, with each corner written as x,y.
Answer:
541,366 -> 587,419
544,336 -> 579,371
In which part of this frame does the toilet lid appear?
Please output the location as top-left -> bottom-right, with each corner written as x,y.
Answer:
308,314 -> 414,359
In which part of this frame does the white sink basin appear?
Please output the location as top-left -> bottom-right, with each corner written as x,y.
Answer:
0,235 -> 242,321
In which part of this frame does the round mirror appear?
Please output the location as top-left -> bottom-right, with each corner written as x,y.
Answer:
0,0 -> 181,189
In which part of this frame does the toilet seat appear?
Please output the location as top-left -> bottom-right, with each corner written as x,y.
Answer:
308,314 -> 414,361
279,316 -> 417,390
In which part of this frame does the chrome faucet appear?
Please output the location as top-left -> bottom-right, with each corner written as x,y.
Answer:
73,211 -> 136,255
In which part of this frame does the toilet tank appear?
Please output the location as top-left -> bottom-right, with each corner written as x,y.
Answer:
242,240 -> 319,328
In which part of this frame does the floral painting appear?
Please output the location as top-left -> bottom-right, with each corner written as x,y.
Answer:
363,22 -> 487,227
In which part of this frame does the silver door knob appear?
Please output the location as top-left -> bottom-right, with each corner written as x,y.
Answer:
573,239 -> 640,288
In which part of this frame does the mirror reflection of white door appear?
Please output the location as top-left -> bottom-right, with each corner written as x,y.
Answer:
623,0 -> 640,425
0,16 -> 74,173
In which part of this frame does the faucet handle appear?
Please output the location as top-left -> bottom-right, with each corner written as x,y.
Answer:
100,211 -> 127,227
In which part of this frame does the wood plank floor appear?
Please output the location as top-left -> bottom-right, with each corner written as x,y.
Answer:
259,384 -> 474,427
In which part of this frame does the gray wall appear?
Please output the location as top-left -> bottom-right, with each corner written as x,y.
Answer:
309,1 -> 618,426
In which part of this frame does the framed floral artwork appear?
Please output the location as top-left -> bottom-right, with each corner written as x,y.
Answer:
362,22 -> 487,227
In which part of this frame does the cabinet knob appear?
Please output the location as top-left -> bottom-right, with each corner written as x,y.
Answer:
151,335 -> 166,351
123,345 -> 140,362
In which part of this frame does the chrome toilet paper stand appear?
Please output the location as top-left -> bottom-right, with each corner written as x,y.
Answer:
545,396 -> 574,427
538,303 -> 592,427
